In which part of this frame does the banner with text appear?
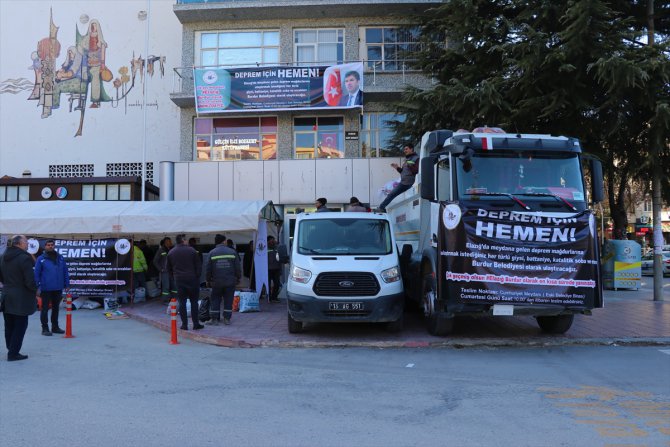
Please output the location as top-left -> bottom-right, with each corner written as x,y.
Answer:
194,62 -> 364,113
438,204 -> 600,308
29,238 -> 132,297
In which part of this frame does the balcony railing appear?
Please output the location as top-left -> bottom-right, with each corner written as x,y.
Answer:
171,59 -> 431,96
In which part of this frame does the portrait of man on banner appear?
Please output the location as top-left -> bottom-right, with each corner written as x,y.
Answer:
323,62 -> 364,108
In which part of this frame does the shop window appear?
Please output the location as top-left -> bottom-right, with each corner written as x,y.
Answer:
82,184 -> 132,201
0,185 -> 29,202
294,117 -> 344,159
362,26 -> 421,71
198,30 -> 279,67
295,29 -> 344,65
194,116 -> 278,161
360,113 -> 405,157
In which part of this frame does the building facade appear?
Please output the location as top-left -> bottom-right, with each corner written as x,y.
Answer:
167,0 -> 440,213
1,1 -> 440,216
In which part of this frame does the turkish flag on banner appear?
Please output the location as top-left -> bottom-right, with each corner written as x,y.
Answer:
324,69 -> 342,106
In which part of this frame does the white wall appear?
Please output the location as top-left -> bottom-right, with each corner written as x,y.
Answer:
0,0 -> 182,182
171,158 -> 403,207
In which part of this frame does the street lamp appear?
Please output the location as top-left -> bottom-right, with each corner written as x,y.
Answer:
138,2 -> 151,201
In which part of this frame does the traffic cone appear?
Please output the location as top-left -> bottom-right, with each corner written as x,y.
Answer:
64,294 -> 75,338
169,298 -> 179,345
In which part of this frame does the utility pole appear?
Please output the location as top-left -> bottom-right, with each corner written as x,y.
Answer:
648,0 -> 664,301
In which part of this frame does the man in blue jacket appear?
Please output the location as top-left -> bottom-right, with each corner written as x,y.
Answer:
34,239 -> 69,336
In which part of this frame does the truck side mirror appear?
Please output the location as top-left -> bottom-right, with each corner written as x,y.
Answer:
589,158 -> 604,203
420,156 -> 437,200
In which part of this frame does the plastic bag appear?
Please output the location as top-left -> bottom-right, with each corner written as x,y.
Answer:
233,293 -> 240,312
134,287 -> 146,303
198,297 -> 211,322
239,291 -> 259,313
81,300 -> 102,310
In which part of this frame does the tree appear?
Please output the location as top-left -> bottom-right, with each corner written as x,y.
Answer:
394,0 -> 669,249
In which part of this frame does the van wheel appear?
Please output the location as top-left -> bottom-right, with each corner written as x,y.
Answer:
287,312 -> 303,333
386,314 -> 404,333
423,272 -> 454,336
536,315 -> 574,334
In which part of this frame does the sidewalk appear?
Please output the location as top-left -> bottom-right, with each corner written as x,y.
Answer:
123,283 -> 670,348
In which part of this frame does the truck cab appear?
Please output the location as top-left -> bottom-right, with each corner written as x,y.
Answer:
388,128 -> 604,335
285,212 -> 404,333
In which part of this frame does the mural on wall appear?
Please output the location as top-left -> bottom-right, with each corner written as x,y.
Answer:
0,9 -> 166,137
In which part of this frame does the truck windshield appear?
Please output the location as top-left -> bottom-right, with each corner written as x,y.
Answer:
456,152 -> 585,203
297,219 -> 392,255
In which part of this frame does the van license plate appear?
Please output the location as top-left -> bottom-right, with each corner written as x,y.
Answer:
329,302 -> 364,311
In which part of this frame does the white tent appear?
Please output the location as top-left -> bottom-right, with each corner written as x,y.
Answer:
0,200 -> 282,241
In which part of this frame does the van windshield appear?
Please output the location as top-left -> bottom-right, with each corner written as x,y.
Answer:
297,219 -> 392,255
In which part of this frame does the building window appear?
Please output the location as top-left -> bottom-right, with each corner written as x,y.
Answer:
0,185 -> 29,202
82,184 -> 132,201
194,117 -> 277,161
106,162 -> 154,183
360,113 -> 405,157
294,29 -> 344,65
294,117 -> 344,159
49,164 -> 94,178
643,200 -> 652,212
362,27 -> 421,71
198,30 -> 280,67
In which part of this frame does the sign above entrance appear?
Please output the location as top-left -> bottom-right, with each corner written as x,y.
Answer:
194,62 -> 364,114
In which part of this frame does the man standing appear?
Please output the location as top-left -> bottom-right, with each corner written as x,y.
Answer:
346,197 -> 367,212
132,241 -> 148,300
153,237 -> 176,304
315,197 -> 330,212
267,236 -> 281,303
338,71 -> 363,107
206,234 -> 240,326
167,234 -> 204,331
34,239 -> 69,336
0,235 -> 37,361
377,143 -> 419,212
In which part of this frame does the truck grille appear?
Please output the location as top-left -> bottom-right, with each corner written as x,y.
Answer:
312,272 -> 380,297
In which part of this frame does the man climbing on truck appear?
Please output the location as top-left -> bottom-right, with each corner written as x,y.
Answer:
377,143 -> 419,212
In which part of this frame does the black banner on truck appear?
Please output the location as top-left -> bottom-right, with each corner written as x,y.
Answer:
438,204 -> 600,308
28,238 -> 132,297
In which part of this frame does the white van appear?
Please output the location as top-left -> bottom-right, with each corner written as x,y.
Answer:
285,212 -> 404,333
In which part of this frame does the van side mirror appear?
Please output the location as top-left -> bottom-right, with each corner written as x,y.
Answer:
420,156 -> 437,200
277,244 -> 290,264
589,158 -> 604,203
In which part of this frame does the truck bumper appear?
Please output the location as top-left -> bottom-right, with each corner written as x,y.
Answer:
287,292 -> 404,324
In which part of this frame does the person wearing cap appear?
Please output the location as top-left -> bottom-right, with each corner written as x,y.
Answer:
206,234 -> 241,325
347,197 -> 367,212
315,197 -> 330,212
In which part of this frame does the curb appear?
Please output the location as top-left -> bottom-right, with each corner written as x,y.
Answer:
126,311 -> 670,349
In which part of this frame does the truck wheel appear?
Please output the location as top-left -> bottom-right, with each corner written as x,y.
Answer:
536,315 -> 574,334
386,314 -> 404,333
287,312 -> 303,333
423,272 -> 454,336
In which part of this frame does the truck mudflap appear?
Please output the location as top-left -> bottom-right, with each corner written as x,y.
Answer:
287,291 -> 404,324
438,203 -> 604,313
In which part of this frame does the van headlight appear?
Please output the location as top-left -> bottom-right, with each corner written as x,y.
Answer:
290,265 -> 312,284
381,266 -> 400,283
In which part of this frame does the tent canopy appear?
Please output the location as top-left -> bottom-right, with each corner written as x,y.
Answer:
0,201 -> 281,242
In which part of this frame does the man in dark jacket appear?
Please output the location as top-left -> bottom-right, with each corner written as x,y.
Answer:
0,235 -> 37,361
377,143 -> 419,212
267,236 -> 281,303
167,234 -> 203,330
153,237 -> 176,304
34,239 -> 69,336
205,234 -> 241,326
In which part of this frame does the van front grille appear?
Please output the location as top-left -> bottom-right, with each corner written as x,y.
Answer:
312,272 -> 380,297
